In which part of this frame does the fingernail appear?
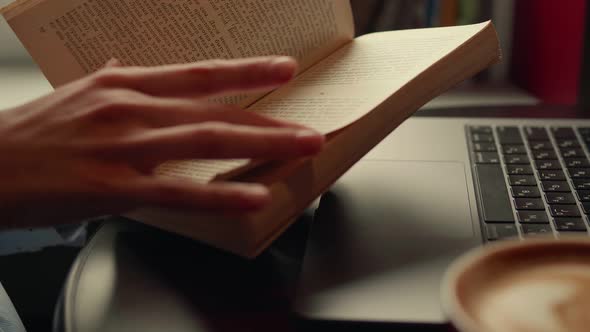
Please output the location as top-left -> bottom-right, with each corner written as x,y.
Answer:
296,129 -> 322,138
243,184 -> 271,209
247,184 -> 270,197
104,58 -> 122,68
270,56 -> 297,82
296,130 -> 325,154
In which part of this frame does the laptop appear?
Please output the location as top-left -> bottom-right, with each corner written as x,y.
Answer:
293,105 -> 590,324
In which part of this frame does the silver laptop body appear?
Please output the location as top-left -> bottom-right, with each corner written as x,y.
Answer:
294,115 -> 590,324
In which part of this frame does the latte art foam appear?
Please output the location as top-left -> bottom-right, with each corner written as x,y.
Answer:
474,264 -> 590,332
443,239 -> 590,332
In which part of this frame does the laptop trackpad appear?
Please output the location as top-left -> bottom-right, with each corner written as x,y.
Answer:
295,160 -> 479,323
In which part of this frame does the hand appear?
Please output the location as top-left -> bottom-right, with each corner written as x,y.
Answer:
0,56 -> 324,228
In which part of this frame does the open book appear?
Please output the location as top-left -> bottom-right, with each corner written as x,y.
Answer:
2,0 -> 501,257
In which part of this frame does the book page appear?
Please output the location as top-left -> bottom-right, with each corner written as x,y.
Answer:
159,22 -> 492,182
249,22 -> 492,133
3,0 -> 354,106
155,159 -> 250,183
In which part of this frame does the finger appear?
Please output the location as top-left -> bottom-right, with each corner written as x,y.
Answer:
102,122 -> 324,161
94,93 -> 308,129
96,56 -> 297,98
128,177 -> 271,212
143,101 -> 309,128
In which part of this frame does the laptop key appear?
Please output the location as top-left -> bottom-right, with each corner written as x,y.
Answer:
473,142 -> 497,152
475,152 -> 500,164
541,181 -> 571,192
471,133 -> 494,143
582,203 -> 590,214
538,170 -> 566,181
518,211 -> 549,224
470,126 -> 493,135
545,192 -> 576,204
560,148 -> 585,158
573,180 -> 590,190
549,205 -> 581,217
533,151 -> 557,160
497,126 -> 523,144
514,198 -> 545,210
565,159 -> 590,168
475,164 -> 515,223
568,169 -> 590,179
554,218 -> 587,232
525,127 -> 549,141
535,160 -> 561,170
506,165 -> 533,175
551,127 -> 576,139
505,155 -> 530,165
530,142 -> 553,151
509,175 -> 537,186
511,186 -> 540,198
557,140 -> 581,149
502,145 -> 526,154
576,191 -> 590,202
521,224 -> 554,238
485,224 -> 519,241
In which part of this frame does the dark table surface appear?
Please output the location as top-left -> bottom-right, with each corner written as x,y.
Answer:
57,212 -> 317,332
58,217 -> 451,332
57,106 -> 590,332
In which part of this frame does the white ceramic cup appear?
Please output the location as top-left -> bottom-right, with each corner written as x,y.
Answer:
441,238 -> 590,332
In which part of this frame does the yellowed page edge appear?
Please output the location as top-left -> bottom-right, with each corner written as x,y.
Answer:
0,0 -> 44,19
248,21 -> 493,134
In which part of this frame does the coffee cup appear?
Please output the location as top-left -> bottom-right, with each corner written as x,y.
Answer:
442,238 -> 590,332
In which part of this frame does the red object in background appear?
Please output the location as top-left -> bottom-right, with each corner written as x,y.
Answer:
511,0 -> 587,105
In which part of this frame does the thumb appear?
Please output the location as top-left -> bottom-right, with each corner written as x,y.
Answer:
104,58 -> 123,68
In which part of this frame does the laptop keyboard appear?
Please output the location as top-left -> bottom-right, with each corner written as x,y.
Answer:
468,125 -> 590,241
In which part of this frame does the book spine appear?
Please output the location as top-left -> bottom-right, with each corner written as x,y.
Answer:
457,0 -> 479,25
580,3 -> 590,108
488,0 -> 515,82
510,0 -> 587,105
439,0 -> 458,27
426,0 -> 440,27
